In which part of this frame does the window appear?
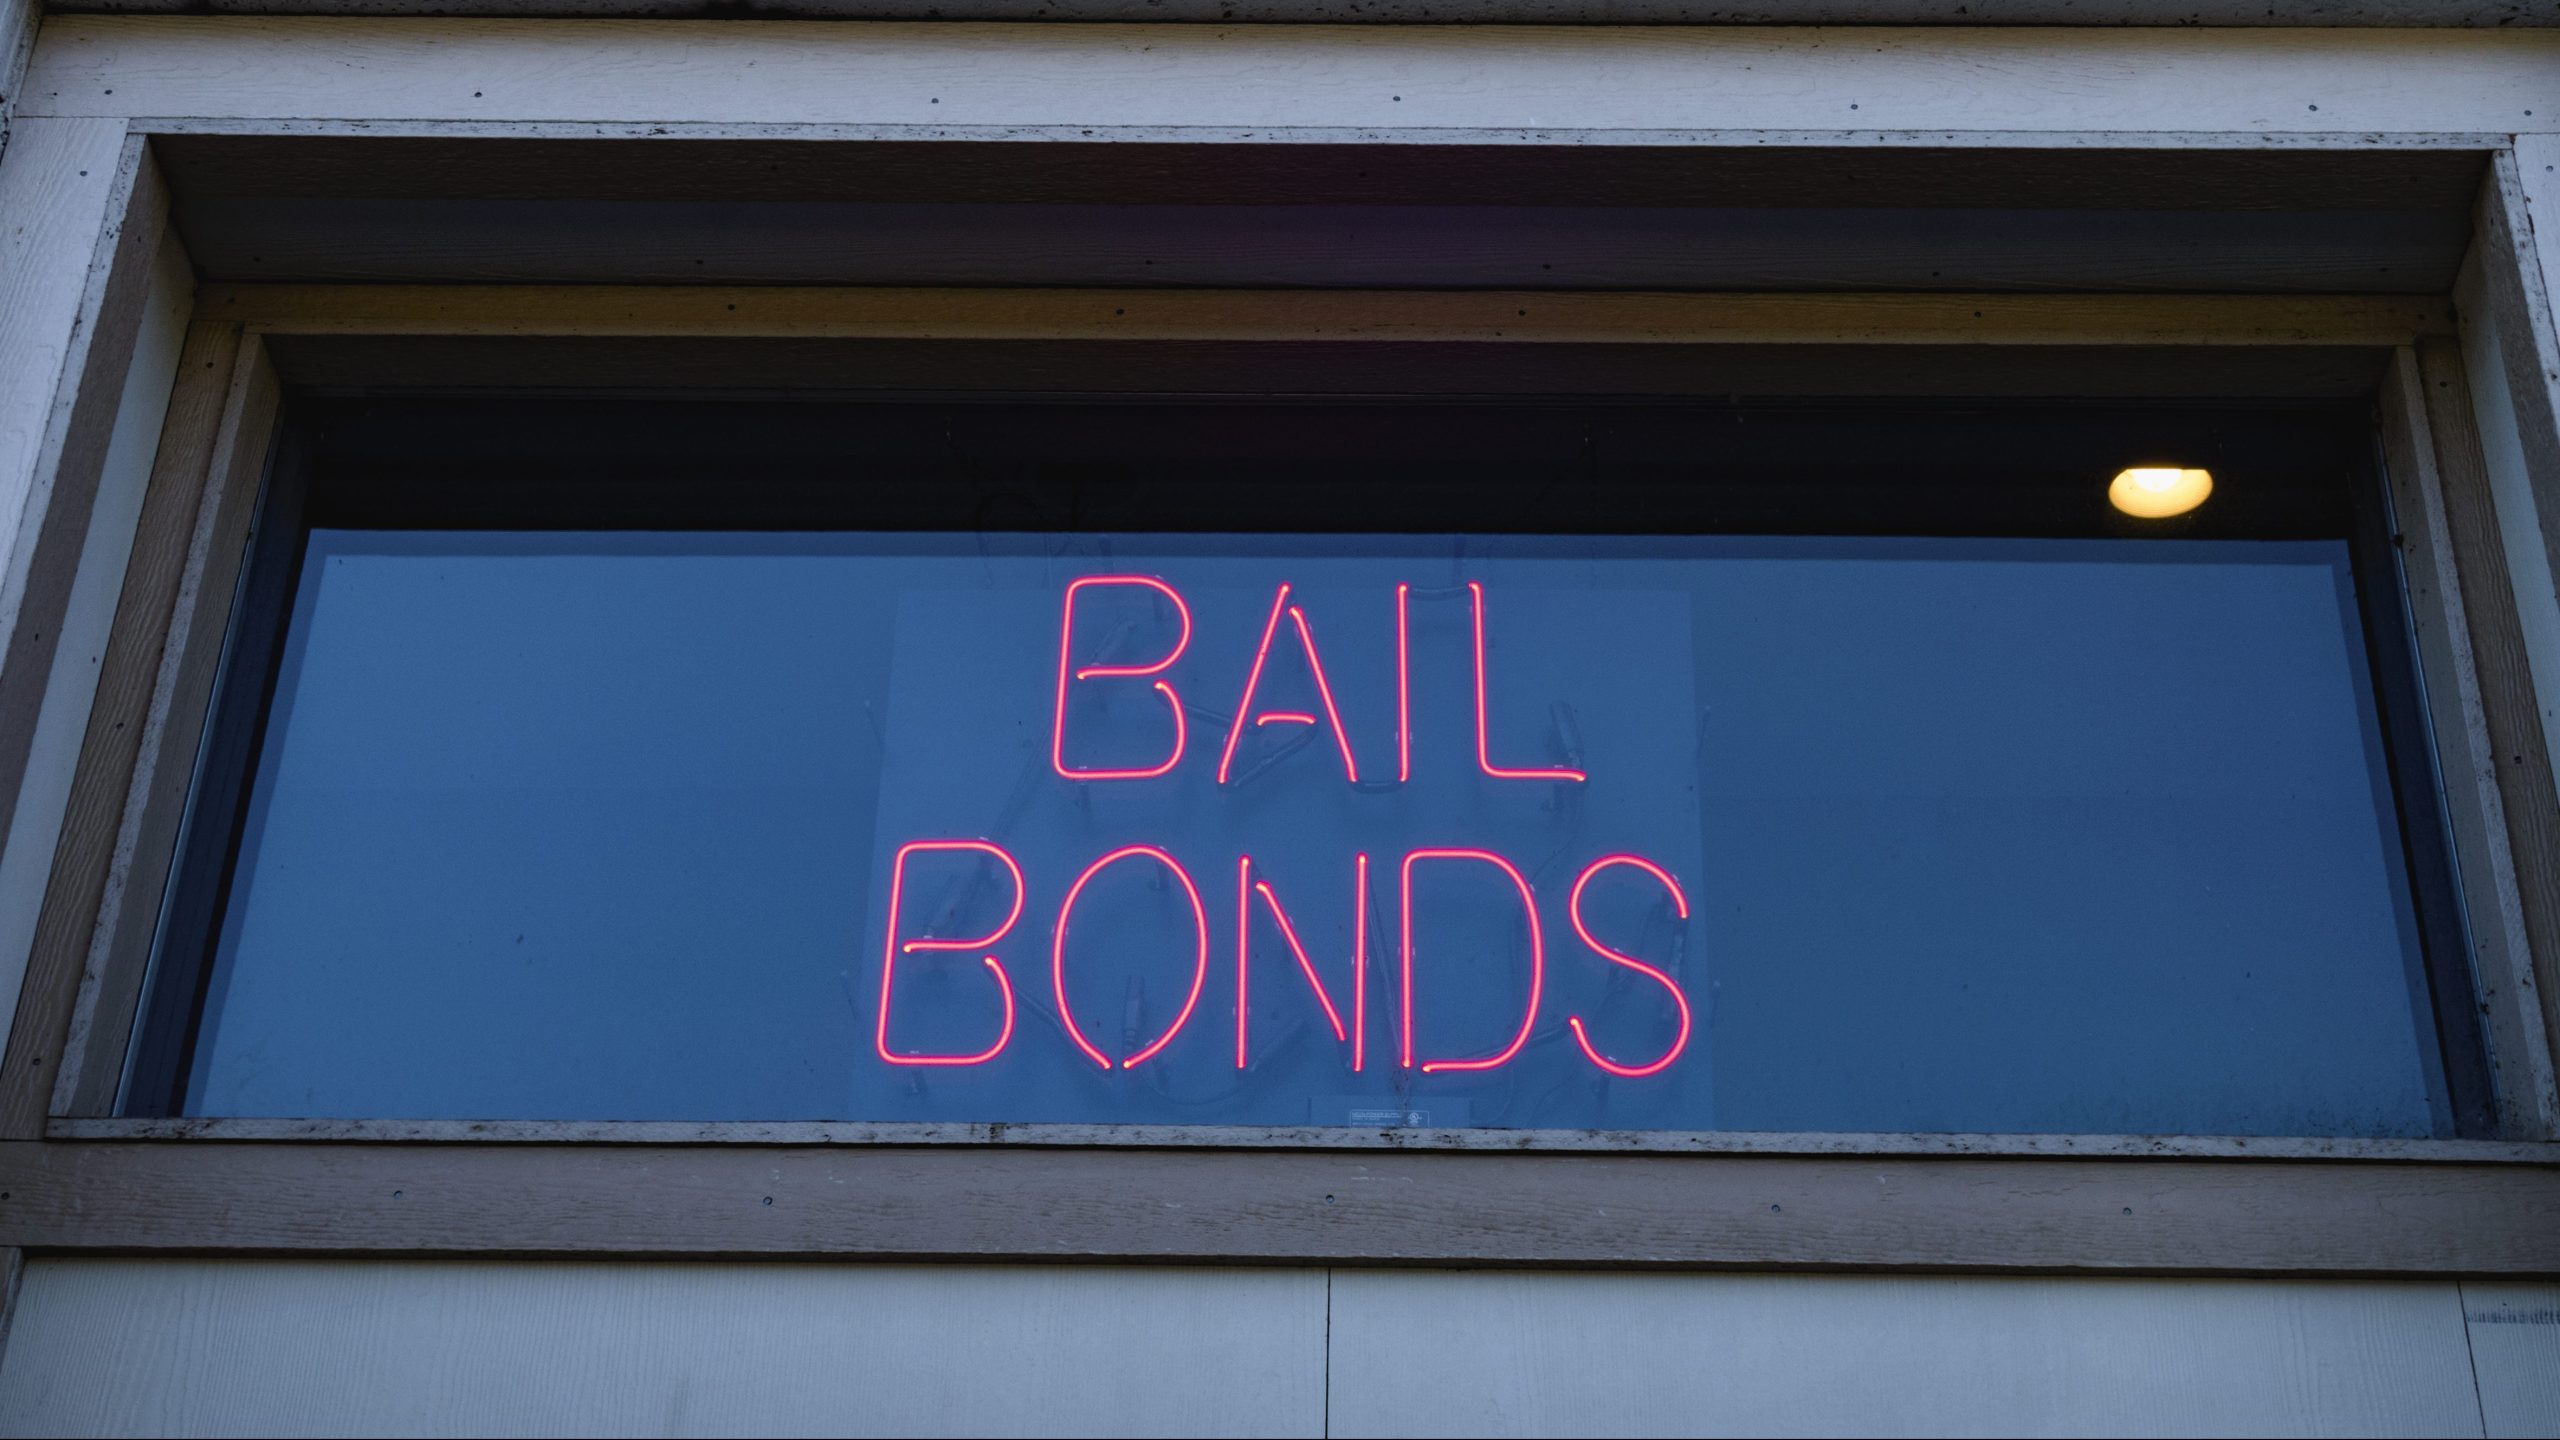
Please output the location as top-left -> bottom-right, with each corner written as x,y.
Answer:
120,398 -> 2492,1138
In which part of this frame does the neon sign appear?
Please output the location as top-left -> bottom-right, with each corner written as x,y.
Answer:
878,572 -> 1697,1099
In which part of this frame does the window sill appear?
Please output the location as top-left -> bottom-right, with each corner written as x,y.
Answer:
5,1131 -> 2553,1275
41,1116 -> 2560,1165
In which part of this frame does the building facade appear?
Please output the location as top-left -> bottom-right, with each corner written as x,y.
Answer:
0,3 -> 2553,1435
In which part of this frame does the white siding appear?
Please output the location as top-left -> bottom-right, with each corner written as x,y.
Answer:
1328,1270 -> 2487,1438
2468,1283 -> 2560,1440
0,1259 -> 1329,1438
0,1260 -> 2523,1438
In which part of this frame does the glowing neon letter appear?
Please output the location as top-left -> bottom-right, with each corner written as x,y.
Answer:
1565,855 -> 1695,1079
1052,844 -> 1210,1070
1215,583 -> 1363,784
1234,854 -> 1363,1070
1470,581 -> 1586,783
1395,583 -> 1412,784
875,840 -> 1024,1067
1052,575 -> 1192,780
1401,848 -> 1545,1073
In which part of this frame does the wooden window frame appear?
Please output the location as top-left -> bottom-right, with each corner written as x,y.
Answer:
0,20 -> 2556,1278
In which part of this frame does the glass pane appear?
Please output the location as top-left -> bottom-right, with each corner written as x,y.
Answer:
174,529 -> 2451,1135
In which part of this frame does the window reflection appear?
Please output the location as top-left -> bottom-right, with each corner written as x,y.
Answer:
172,530 -> 2453,1137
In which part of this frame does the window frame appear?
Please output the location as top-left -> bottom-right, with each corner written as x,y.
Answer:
111,390 -> 2503,1138
0,114 -> 2555,1276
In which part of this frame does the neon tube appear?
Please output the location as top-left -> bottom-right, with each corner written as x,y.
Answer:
1353,852 -> 1370,1073
874,840 -> 1025,1067
1215,585 -> 1294,785
1469,581 -> 1586,783
1216,586 -> 1364,784
1257,880 -> 1349,1043
1395,583 -> 1412,785
1053,844 -> 1211,1070
1287,605 -> 1363,783
1564,854 -> 1694,1079
1236,856 -> 1356,1068
1235,855 -> 1252,1069
1401,847 -> 1546,1073
1051,575 -> 1192,781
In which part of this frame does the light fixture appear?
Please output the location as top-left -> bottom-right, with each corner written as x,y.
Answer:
2109,465 -> 2214,519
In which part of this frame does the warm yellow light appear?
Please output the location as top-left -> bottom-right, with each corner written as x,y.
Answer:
2109,466 -> 2214,519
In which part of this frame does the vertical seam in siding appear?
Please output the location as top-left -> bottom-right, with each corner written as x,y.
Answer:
1322,1268 -> 1334,1440
2459,1279 -> 2492,1437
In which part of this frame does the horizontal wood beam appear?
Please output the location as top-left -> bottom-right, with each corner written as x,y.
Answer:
201,286 -> 2454,347
21,20 -> 2560,137
39,0 -> 2558,25
1,1141 -> 2554,1274
47,1117 -> 2560,1165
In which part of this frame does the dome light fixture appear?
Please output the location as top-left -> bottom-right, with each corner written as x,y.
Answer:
2109,465 -> 2214,519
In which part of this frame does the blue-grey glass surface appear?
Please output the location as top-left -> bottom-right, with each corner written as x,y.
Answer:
173,531 -> 2452,1135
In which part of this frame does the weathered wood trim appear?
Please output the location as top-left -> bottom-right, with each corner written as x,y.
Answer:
125,118 -> 2528,153
2414,333 -> 2560,1116
253,335 -> 2400,398
2520,136 -> 2560,345
0,1141 -> 2552,1274
203,286 -> 2455,349
18,20 -> 2560,136
12,338 -> 272,1133
2382,347 -> 2560,1141
0,1245 -> 24,1375
0,0 -> 37,147
38,323 -> 248,1123
44,1116 -> 2560,1165
0,124 -> 151,859
133,132 -> 2503,211
2467,155 -> 2560,784
33,0 -> 2560,26
0,226 -> 194,1116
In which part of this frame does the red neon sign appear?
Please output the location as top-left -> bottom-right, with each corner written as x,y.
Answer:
1216,583 -> 1364,784
1235,854 -> 1360,1069
1565,855 -> 1694,1078
1470,582 -> 1586,784
874,840 -> 1024,1067
1052,575 -> 1192,780
884,572 -> 1700,1094
1401,848 -> 1546,1073
1052,844 -> 1211,1070
1395,582 -> 1414,784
